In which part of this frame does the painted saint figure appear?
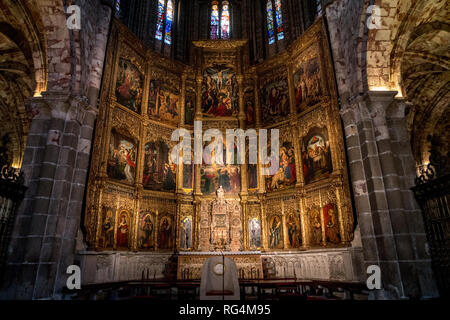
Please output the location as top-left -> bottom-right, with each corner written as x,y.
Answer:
159,217 -> 172,250
287,214 -> 301,248
139,214 -> 154,249
101,208 -> 114,248
117,213 -> 129,248
269,216 -> 282,249
324,204 -> 340,244
180,216 -> 192,250
310,208 -> 322,245
249,218 -> 261,249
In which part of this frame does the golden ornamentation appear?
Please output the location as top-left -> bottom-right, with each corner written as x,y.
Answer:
84,18 -> 354,253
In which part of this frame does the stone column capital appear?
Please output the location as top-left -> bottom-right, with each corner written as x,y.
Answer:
364,90 -> 398,115
364,90 -> 397,141
386,97 -> 412,119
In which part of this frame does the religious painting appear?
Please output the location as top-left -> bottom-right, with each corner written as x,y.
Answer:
268,215 -> 283,249
139,212 -> 155,250
115,58 -> 143,113
201,165 -> 241,195
260,78 -> 290,124
323,203 -> 341,244
287,214 -> 302,248
249,218 -> 261,250
265,141 -> 296,192
201,140 -> 241,195
107,130 -> 137,184
148,80 -> 179,124
185,93 -> 195,125
201,65 -> 238,117
99,207 -> 115,249
182,163 -> 193,190
244,91 -> 255,126
309,207 -> 322,245
143,141 -> 176,191
294,57 -> 322,112
301,127 -> 332,184
158,216 -> 173,250
248,164 -> 258,190
116,211 -> 130,248
180,216 -> 192,250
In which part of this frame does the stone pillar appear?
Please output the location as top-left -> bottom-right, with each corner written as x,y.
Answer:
340,91 -> 438,299
1,92 -> 98,299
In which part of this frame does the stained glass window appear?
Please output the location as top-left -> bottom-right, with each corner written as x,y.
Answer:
210,1 -> 220,40
164,0 -> 173,45
221,1 -> 230,39
275,0 -> 284,40
155,0 -> 165,41
267,0 -> 284,44
115,0 -> 121,17
316,0 -> 323,16
266,0 -> 275,45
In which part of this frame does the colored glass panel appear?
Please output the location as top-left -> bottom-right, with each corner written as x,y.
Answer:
221,2 -> 230,39
155,0 -> 165,41
275,0 -> 284,40
266,0 -> 275,44
164,0 -> 173,45
210,3 -> 219,39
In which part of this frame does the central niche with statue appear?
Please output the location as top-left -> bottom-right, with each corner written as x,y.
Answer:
199,186 -> 242,252
83,19 -> 359,283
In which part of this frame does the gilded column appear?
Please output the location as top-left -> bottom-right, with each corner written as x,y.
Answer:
133,188 -> 142,251
287,62 -> 296,115
281,201 -> 290,249
335,184 -> 347,244
258,195 -> 267,250
238,75 -> 248,195
176,72 -> 187,194
195,76 -> 203,118
193,201 -> 200,250
299,192 -> 309,249
154,210 -> 159,251
180,72 -> 187,126
254,77 -> 265,195
194,76 -> 203,197
141,53 -> 151,118
241,200 -> 248,250
318,190 -> 326,246
292,125 -> 304,187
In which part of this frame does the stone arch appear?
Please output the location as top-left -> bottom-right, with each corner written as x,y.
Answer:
0,0 -> 48,166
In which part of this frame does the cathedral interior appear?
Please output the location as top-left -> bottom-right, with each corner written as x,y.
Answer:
0,0 -> 448,301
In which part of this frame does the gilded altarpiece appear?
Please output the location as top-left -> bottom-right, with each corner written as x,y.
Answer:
84,20 -> 355,279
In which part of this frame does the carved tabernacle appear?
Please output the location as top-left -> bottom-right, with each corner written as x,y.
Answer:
199,186 -> 242,252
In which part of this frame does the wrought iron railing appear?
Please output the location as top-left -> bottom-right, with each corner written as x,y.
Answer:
412,155 -> 450,297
